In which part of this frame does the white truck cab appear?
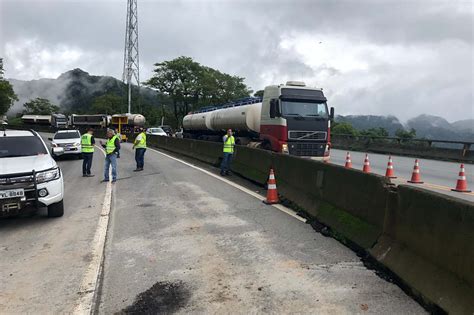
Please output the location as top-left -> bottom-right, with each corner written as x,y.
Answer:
0,129 -> 64,218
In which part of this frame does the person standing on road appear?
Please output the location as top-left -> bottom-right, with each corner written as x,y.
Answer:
81,128 -> 95,177
220,129 -> 235,176
100,129 -> 120,183
133,128 -> 147,171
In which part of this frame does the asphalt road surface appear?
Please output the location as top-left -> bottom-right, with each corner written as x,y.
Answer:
1,135 -> 427,314
97,143 -> 425,314
330,149 -> 474,203
0,139 -> 107,313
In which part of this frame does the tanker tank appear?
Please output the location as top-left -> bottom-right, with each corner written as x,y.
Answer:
183,101 -> 262,134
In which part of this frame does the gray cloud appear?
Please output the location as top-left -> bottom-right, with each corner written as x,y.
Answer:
1,0 -> 472,122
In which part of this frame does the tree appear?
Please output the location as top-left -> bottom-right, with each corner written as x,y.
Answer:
396,128 -> 416,140
360,127 -> 389,137
332,122 -> 358,135
254,90 -> 264,98
0,58 -> 18,115
145,56 -> 252,126
91,93 -> 124,114
23,98 -> 60,115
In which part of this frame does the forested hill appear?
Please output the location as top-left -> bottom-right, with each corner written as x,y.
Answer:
7,68 -> 164,114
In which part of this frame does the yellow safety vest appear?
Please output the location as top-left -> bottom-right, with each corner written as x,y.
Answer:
105,135 -> 117,155
81,133 -> 94,153
135,132 -> 147,149
223,136 -> 235,153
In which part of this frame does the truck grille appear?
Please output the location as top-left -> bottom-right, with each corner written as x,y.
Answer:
288,130 -> 327,141
288,142 -> 326,156
0,172 -> 39,216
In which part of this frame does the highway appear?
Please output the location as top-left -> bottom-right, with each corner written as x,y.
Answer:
0,135 -> 425,313
329,149 -> 474,203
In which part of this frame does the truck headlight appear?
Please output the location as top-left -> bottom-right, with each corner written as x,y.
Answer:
281,143 -> 289,154
36,167 -> 61,183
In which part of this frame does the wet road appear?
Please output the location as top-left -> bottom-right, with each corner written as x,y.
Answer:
330,149 -> 474,203
97,143 -> 425,314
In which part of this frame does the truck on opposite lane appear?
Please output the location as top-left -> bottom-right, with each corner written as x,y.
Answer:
183,81 -> 334,159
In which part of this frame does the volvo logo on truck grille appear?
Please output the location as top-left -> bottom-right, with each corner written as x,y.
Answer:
288,131 -> 327,141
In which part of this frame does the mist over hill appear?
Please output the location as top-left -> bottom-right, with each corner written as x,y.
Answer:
336,114 -> 474,142
7,68 -> 164,115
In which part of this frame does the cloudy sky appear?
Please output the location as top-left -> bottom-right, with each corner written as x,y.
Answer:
1,0 -> 472,122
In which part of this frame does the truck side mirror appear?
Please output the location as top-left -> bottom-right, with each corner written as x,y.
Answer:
330,107 -> 335,120
270,100 -> 276,118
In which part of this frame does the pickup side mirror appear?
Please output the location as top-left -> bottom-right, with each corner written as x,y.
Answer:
48,137 -> 53,141
270,99 -> 276,118
330,107 -> 335,120
52,147 -> 64,156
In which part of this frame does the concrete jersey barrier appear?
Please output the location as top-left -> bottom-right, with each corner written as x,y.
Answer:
135,135 -> 474,313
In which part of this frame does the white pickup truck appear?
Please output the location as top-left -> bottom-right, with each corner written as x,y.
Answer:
0,129 -> 65,218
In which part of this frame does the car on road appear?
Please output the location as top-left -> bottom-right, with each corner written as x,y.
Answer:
158,125 -> 173,135
146,127 -> 168,136
50,129 -> 82,159
0,129 -> 65,218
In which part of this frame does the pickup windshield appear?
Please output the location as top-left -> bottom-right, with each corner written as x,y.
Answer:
0,136 -> 48,158
54,131 -> 80,139
282,100 -> 328,118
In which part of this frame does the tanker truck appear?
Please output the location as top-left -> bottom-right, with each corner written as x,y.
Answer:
183,81 -> 334,159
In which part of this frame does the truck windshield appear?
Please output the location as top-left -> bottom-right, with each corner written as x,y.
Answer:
281,100 -> 328,118
0,136 -> 48,158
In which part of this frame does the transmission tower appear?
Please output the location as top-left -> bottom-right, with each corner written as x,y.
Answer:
122,0 -> 140,114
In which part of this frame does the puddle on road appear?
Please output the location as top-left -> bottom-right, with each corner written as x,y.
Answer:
117,280 -> 190,314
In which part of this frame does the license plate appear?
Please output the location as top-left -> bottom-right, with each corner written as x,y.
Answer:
0,189 -> 25,199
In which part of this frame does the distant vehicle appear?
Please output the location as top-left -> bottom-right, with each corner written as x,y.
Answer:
21,115 -> 52,125
0,115 -> 7,125
0,129 -> 64,218
51,113 -> 68,128
111,113 -> 146,142
69,114 -> 111,128
159,125 -> 173,135
49,130 -> 82,159
183,81 -> 334,159
146,127 -> 168,137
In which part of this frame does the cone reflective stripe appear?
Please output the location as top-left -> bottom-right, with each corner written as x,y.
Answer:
345,152 -> 352,169
264,168 -> 279,204
362,154 -> 371,173
452,164 -> 471,192
408,159 -> 424,184
385,156 -> 397,178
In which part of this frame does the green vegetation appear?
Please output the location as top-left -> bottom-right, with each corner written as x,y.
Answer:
90,93 -> 124,114
0,58 -> 18,115
145,56 -> 252,126
359,127 -> 389,137
395,128 -> 416,140
332,122 -> 358,135
253,90 -> 264,98
23,98 -> 60,115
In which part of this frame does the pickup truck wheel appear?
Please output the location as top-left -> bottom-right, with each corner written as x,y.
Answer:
47,200 -> 64,217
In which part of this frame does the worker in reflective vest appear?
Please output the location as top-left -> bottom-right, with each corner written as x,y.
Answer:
81,128 -> 95,177
100,129 -> 120,183
220,129 -> 235,176
133,128 -> 147,171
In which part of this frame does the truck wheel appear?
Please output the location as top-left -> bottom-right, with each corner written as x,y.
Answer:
47,200 -> 64,217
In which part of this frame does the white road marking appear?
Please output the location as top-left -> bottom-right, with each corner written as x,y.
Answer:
148,148 -> 307,223
73,145 -> 112,315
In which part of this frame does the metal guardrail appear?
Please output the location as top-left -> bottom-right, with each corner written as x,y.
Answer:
332,133 -> 474,158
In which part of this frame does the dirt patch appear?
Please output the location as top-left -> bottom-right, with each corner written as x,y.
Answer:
117,281 -> 190,314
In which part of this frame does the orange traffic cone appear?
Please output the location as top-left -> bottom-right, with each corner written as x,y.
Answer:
264,168 -> 279,204
408,159 -> 424,184
362,154 -> 371,173
452,164 -> 471,192
345,152 -> 352,169
385,156 -> 397,179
